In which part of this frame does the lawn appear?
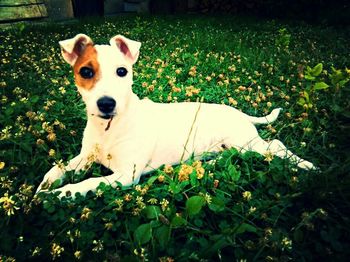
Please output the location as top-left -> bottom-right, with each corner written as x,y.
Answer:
0,15 -> 349,261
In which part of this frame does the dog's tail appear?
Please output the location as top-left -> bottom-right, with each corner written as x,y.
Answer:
246,108 -> 282,125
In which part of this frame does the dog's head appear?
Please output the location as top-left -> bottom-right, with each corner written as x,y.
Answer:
59,34 -> 141,120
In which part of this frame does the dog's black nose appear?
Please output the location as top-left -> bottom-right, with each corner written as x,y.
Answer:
97,96 -> 116,114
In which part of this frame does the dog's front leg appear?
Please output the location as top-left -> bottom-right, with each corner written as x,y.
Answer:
54,169 -> 141,199
36,154 -> 88,193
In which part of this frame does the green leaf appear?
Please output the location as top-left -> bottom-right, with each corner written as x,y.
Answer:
312,63 -> 323,76
228,164 -> 240,181
235,223 -> 257,234
297,98 -> 306,106
186,196 -> 206,216
314,82 -> 329,90
208,197 -> 225,212
171,215 -> 187,227
338,78 -> 349,88
303,91 -> 310,102
134,223 -> 152,245
304,74 -> 316,81
143,206 -> 161,219
146,175 -> 159,186
154,225 -> 170,249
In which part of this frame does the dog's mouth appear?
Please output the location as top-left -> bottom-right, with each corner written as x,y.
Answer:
99,114 -> 115,120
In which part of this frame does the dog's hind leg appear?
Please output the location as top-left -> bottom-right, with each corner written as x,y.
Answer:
246,137 -> 316,170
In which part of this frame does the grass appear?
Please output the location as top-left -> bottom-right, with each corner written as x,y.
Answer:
1,14 -> 350,261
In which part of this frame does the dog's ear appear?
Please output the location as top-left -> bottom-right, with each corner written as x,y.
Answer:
59,34 -> 93,66
109,35 -> 141,65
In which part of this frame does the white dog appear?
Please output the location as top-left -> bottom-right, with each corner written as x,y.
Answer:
36,34 -> 315,198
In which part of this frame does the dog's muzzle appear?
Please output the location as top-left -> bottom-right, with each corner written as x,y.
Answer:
97,96 -> 116,119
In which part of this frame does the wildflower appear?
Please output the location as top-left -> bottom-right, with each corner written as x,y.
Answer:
74,250 -> 82,260
205,76 -> 212,81
178,164 -> 193,182
48,149 -> 55,157
147,198 -> 158,204
213,179 -> 219,188
51,243 -> 64,259
95,189 -> 103,197
92,240 -> 104,253
164,164 -> 173,174
185,85 -> 200,97
105,222 -> 113,230
47,132 -> 56,142
0,161 -> 5,169
300,141 -> 306,147
0,125 -> 12,140
228,97 -> 238,106
188,66 -> 197,77
160,198 -> 169,211
36,138 -> 45,146
158,174 -> 165,182
264,150 -> 274,162
242,191 -> 252,201
281,237 -> 292,250
59,86 -> 66,94
80,207 -> 92,221
124,193 -> 132,202
249,206 -> 257,214
159,256 -> 175,262
238,85 -> 246,91
113,199 -> 123,207
266,101 -> 272,108
0,193 -> 20,216
140,185 -> 149,195
132,207 -> 142,216
31,247 -> 42,257
204,193 -> 212,204
193,161 -> 205,179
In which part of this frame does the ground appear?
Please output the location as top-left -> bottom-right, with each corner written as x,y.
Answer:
0,15 -> 349,261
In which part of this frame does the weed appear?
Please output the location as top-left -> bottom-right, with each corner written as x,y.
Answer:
0,15 -> 349,261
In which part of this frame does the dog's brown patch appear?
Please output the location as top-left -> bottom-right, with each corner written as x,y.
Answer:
73,44 -> 100,90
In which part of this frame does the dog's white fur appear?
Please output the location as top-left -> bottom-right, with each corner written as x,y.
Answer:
36,34 -> 315,198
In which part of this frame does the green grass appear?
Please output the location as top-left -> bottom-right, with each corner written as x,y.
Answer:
1,15 -> 350,261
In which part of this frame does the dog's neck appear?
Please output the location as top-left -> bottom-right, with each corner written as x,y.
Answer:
86,92 -> 141,135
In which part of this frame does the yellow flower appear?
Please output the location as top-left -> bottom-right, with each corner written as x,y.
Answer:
160,198 -> 169,211
0,161 -> 5,169
51,243 -> 64,259
0,193 -> 20,216
264,150 -> 274,162
74,250 -> 82,260
104,222 -> 113,230
48,149 -> 55,157
147,198 -> 158,204
164,164 -> 173,174
47,132 -> 56,142
80,207 -> 92,221
242,191 -> 252,201
178,164 -> 193,182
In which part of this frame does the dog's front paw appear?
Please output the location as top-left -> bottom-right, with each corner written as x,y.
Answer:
297,160 -> 318,171
36,165 -> 65,194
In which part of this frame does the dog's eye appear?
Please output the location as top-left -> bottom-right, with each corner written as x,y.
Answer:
79,67 -> 94,79
116,67 -> 128,77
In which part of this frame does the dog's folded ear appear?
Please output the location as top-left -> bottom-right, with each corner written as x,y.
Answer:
59,34 -> 93,66
109,35 -> 141,65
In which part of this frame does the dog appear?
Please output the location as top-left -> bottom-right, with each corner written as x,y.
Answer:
36,34 -> 315,199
